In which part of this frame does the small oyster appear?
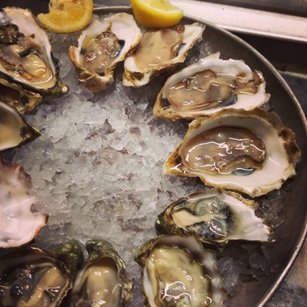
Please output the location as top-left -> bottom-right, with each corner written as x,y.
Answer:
164,108 -> 301,197
0,101 -> 40,151
123,23 -> 205,87
135,234 -> 225,307
0,241 -> 83,306
153,52 -> 270,119
156,189 -> 272,246
0,7 -> 68,96
71,239 -> 133,307
0,77 -> 42,113
0,158 -> 47,248
69,13 -> 142,92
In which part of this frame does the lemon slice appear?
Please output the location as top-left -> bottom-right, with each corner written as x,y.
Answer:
130,0 -> 183,28
37,0 -> 93,33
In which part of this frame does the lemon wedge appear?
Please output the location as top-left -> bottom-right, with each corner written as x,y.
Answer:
37,0 -> 93,34
130,0 -> 183,28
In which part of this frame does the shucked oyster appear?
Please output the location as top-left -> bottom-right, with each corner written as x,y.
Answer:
0,158 -> 47,248
0,77 -> 42,113
0,242 -> 83,306
123,23 -> 205,87
0,7 -> 68,96
0,101 -> 40,151
156,189 -> 272,246
69,13 -> 142,92
135,234 -> 225,307
71,239 -> 133,307
153,52 -> 270,119
164,108 -> 301,197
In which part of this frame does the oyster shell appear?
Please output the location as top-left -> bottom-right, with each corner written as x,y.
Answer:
0,77 -> 42,113
0,101 -> 40,151
71,239 -> 133,307
0,158 -> 48,248
164,108 -> 301,197
0,242 -> 83,306
153,52 -> 270,119
0,7 -> 68,96
69,13 -> 142,92
156,189 -> 272,246
135,234 -> 225,307
123,23 -> 205,87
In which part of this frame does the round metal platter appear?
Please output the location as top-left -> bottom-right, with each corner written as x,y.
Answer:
0,3 -> 307,307
68,6 -> 307,307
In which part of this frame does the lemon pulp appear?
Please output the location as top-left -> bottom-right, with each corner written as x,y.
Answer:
37,0 -> 93,34
130,0 -> 183,28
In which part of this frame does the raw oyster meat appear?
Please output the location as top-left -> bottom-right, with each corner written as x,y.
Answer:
123,23 -> 205,87
135,234 -> 225,307
0,159 -> 48,248
69,13 -> 142,92
156,189 -> 272,246
0,101 -> 40,151
0,242 -> 83,306
164,108 -> 301,197
71,239 -> 133,307
0,7 -> 68,96
153,52 -> 270,119
0,77 -> 42,113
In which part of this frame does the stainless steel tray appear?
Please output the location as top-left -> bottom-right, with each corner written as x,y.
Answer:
1,4 -> 307,307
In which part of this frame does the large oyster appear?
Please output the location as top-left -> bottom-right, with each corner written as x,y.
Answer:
123,23 -> 205,87
156,189 -> 272,246
71,239 -> 133,307
135,234 -> 225,307
0,159 -> 47,248
0,242 -> 83,306
153,52 -> 270,119
164,108 -> 301,197
69,13 -> 142,92
0,101 -> 40,151
0,7 -> 68,96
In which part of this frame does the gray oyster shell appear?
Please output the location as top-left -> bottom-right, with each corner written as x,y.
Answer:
0,101 -> 40,151
0,77 -> 42,113
0,242 -> 83,306
135,234 -> 225,307
155,189 -> 272,246
69,13 -> 142,93
0,158 -> 47,248
153,52 -> 270,120
164,108 -> 301,197
123,23 -> 205,87
70,239 -> 133,307
0,7 -> 68,97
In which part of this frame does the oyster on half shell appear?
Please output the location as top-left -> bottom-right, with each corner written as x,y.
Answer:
0,101 -> 40,151
0,242 -> 83,306
164,108 -> 300,197
123,23 -> 205,87
156,189 -> 272,246
0,159 -> 47,248
71,239 -> 133,307
69,13 -> 142,92
0,7 -> 68,96
0,77 -> 42,113
153,52 -> 270,119
135,234 -> 225,307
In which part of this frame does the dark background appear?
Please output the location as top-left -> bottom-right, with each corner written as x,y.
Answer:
202,0 -> 307,17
